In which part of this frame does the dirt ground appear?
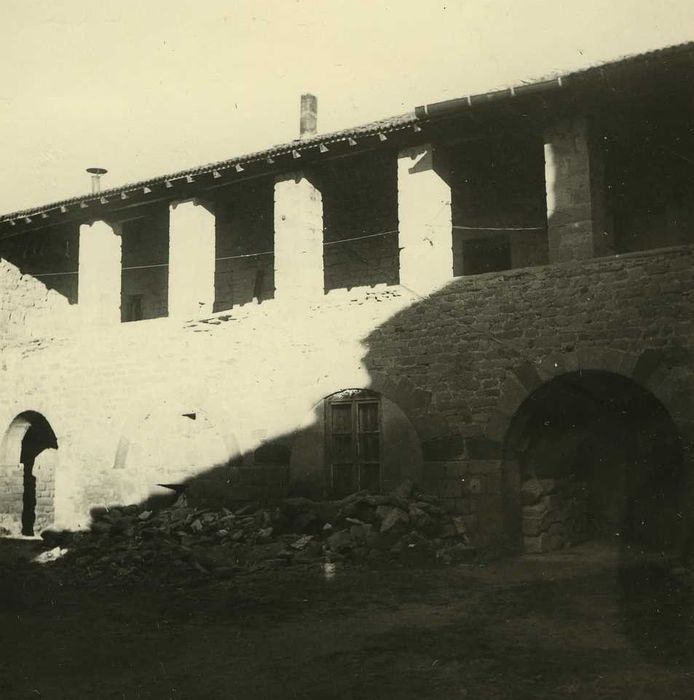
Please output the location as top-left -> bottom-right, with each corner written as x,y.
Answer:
1,538 -> 693,699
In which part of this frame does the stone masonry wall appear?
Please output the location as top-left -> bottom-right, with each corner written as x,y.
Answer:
0,258 -> 79,341
1,244 -> 694,544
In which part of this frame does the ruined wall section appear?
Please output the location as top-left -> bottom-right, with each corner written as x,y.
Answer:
0,257 -> 79,342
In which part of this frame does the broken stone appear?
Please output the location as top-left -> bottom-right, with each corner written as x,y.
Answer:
393,479 -> 416,499
326,529 -> 354,553
289,534 -> 313,550
379,507 -> 410,534
256,527 -> 273,543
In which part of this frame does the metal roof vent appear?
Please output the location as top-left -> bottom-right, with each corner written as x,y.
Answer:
86,167 -> 108,195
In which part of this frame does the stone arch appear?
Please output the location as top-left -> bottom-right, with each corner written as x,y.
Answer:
113,396 -> 242,506
0,410 -> 58,536
289,384 -> 423,499
497,368 -> 688,554
486,348 -> 694,448
309,369 -> 430,422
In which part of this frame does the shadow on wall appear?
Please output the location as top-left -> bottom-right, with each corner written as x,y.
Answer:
3,254 -> 694,666
109,387 -> 423,513
0,223 -> 80,303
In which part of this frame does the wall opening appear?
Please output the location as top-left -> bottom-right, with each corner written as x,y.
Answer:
603,89 -> 694,255
314,151 -> 399,291
290,388 -> 422,499
0,223 -> 80,303
213,178 -> 275,311
448,133 -> 548,275
0,411 -> 58,536
120,207 -> 169,321
503,371 -> 684,554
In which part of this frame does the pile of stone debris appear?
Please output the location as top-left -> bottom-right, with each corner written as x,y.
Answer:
43,481 -> 474,581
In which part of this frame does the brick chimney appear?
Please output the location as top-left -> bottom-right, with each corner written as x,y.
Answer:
299,94 -> 317,138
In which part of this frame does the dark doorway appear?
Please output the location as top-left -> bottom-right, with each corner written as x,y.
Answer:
3,411 -> 59,536
504,371 -> 684,554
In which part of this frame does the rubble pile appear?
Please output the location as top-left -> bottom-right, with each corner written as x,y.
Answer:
521,478 -> 589,553
45,481 -> 475,580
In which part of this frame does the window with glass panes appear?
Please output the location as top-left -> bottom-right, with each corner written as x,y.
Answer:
326,390 -> 381,496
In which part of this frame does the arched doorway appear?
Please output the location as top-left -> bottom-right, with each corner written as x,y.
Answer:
290,388 -> 423,499
502,371 -> 684,554
0,411 -> 58,536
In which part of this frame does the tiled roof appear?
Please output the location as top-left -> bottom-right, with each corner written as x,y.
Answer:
2,40 -> 693,225
0,113 -> 418,224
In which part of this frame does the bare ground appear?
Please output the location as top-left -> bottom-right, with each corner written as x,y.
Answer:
1,539 -> 692,699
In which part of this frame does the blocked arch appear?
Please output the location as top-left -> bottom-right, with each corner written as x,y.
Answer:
114,397 -> 241,471
112,396 -> 243,508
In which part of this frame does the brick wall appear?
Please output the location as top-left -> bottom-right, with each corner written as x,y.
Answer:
214,178 -> 275,310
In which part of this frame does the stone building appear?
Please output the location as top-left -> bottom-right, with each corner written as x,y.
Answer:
1,43 -> 693,555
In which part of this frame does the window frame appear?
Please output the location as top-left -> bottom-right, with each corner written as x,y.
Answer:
324,390 -> 382,496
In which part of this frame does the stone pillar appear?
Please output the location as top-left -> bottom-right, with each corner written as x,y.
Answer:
78,220 -> 121,325
397,144 -> 453,294
544,115 -> 607,263
273,172 -> 324,301
168,199 -> 216,318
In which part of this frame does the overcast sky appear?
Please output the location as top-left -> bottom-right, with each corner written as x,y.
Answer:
1,0 -> 692,214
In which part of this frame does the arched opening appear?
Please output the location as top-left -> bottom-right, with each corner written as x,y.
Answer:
290,388 -> 423,499
0,411 -> 58,536
502,371 -> 684,554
